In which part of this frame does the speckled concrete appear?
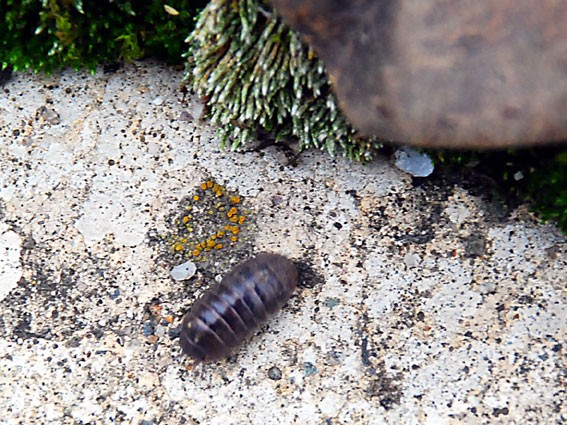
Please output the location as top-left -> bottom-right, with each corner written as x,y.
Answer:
0,61 -> 565,425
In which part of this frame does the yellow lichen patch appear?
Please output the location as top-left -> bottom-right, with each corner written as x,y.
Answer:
224,225 -> 240,235
169,178 -> 252,261
227,207 -> 238,218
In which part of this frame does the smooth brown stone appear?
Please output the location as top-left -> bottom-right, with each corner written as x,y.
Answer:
270,0 -> 567,148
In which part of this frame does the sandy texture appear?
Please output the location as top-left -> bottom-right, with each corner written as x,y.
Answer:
0,61 -> 565,424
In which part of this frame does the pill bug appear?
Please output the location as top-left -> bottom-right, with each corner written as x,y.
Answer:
180,252 -> 298,363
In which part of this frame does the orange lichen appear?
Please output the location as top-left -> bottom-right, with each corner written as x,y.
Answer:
149,304 -> 162,316
170,179 -> 251,260
224,225 -> 240,234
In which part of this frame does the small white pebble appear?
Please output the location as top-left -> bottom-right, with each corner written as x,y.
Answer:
188,100 -> 206,120
170,261 -> 197,281
152,97 -> 164,106
393,146 -> 434,177
403,252 -> 421,268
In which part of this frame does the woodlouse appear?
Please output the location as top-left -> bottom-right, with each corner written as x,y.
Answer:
180,252 -> 298,362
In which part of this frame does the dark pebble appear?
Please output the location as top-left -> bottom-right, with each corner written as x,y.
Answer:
268,366 -> 282,380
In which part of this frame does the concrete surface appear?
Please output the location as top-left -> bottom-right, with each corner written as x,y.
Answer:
0,61 -> 565,424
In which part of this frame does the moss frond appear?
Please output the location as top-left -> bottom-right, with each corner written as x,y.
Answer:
184,0 -> 379,160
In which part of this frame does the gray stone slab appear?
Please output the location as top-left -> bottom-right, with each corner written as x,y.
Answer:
0,61 -> 564,424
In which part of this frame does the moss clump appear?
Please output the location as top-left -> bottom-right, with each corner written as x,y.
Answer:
0,0 -> 207,73
184,0 -> 378,160
528,153 -> 567,231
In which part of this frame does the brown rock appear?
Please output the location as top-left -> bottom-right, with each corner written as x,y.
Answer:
270,0 -> 567,148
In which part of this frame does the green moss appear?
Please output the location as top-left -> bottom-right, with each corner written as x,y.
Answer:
0,0 -> 207,73
184,0 -> 378,160
516,149 -> 567,232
